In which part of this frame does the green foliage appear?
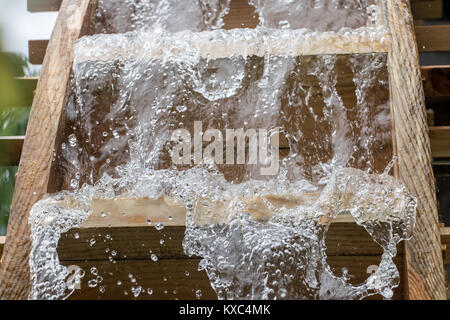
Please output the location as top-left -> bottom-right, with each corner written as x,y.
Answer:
0,107 -> 30,136
0,43 -> 33,234
0,167 -> 17,235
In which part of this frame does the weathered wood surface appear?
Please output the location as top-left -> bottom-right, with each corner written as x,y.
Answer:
57,225 -> 405,300
58,223 -> 402,262
0,0 -> 94,300
60,256 -> 404,300
386,0 -> 446,300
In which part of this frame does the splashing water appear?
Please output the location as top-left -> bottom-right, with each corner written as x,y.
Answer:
29,0 -> 417,300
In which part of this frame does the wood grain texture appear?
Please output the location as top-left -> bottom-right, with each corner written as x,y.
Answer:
59,257 -> 404,300
386,0 -> 446,300
58,233 -> 404,300
416,25 -> 450,52
0,136 -> 24,167
0,0 -> 93,300
57,223 -> 402,262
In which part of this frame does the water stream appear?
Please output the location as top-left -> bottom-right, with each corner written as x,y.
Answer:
28,0 -> 416,300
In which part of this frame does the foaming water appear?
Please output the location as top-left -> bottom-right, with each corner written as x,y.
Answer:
93,0 -> 231,33
29,0 -> 417,300
249,0 -> 381,31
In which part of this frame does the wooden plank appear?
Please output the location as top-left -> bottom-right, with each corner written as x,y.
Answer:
28,0 -> 62,12
223,0 -> 258,29
421,66 -> 450,97
28,40 -> 49,65
31,28 -> 450,62
411,0 -> 443,20
430,126 -> 450,158
62,259 -> 218,300
15,77 -> 38,107
75,33 -> 389,63
416,25 -> 450,52
60,256 -> 403,300
58,223 -> 402,262
0,136 -> 24,166
26,19 -> 450,62
0,0 -> 96,300
386,0 -> 446,299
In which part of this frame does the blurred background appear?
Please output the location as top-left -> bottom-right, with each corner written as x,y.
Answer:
0,0 -> 56,235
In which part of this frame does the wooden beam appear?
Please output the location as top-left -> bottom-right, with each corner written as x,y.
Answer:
386,0 -> 446,299
421,66 -> 450,97
58,223 -> 401,262
430,126 -> 450,158
0,136 -> 24,167
416,25 -> 450,52
58,225 -> 405,300
28,40 -> 49,65
59,255 -> 404,300
0,0 -> 95,300
35,29 -> 450,64
0,126 -> 445,170
27,0 -> 62,12
74,32 -> 389,64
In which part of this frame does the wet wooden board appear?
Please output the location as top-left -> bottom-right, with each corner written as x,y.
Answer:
58,223 -> 401,262
60,256 -> 404,300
